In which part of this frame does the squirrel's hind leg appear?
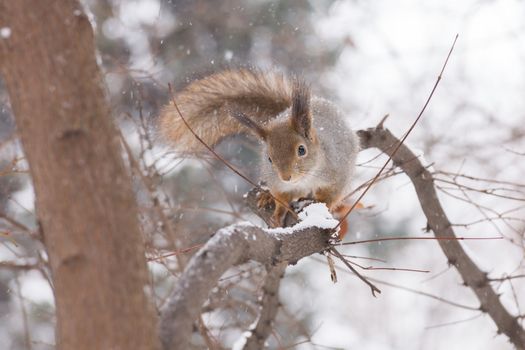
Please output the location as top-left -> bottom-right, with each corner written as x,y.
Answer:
313,187 -> 340,210
314,187 -> 350,239
256,190 -> 275,211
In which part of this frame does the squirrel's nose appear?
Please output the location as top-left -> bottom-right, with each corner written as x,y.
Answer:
281,174 -> 292,182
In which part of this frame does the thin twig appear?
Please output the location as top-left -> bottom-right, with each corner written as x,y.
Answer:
329,247 -> 381,296
336,235 -> 502,246
312,257 -> 480,311
346,258 -> 429,273
147,243 -> 205,262
335,34 -> 459,229
425,313 -> 483,330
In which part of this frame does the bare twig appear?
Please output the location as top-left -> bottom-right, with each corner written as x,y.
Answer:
344,258 -> 429,273
329,247 -> 381,296
336,34 -> 458,229
489,274 -> 525,282
197,315 -> 220,350
311,256 -> 480,311
0,261 -> 39,271
336,235 -> 502,246
425,313 -> 484,330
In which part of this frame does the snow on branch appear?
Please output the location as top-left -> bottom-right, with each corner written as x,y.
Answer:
159,193 -> 334,350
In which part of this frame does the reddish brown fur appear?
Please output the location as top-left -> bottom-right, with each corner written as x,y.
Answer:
264,119 -> 319,183
160,69 -> 291,153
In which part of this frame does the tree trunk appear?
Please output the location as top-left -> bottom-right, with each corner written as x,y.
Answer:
0,1 -> 160,349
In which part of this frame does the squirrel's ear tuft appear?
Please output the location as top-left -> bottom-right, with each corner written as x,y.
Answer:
291,80 -> 312,139
231,111 -> 267,139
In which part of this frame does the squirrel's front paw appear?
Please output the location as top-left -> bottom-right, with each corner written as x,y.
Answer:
256,190 -> 275,211
256,191 -> 286,227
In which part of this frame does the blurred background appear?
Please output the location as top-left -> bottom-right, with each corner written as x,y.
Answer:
1,0 -> 524,349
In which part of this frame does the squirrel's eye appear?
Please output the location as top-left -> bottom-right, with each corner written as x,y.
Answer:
297,145 -> 307,157
268,157 -> 272,163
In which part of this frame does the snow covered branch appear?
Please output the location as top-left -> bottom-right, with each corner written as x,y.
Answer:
358,125 -> 525,349
159,194 -> 335,350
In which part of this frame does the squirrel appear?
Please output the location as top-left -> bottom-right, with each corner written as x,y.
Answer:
160,69 -> 360,227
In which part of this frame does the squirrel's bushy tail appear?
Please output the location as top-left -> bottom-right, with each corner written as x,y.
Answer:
160,69 -> 292,153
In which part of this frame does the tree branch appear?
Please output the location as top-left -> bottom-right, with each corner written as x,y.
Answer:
159,190 -> 331,349
358,125 -> 525,349
240,188 -> 312,349
243,262 -> 287,350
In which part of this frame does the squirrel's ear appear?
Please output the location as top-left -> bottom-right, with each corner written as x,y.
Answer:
291,81 -> 312,139
231,111 -> 267,139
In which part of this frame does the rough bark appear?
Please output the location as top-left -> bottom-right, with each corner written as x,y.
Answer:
0,2 -> 160,349
358,126 -> 525,349
243,262 -> 287,350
